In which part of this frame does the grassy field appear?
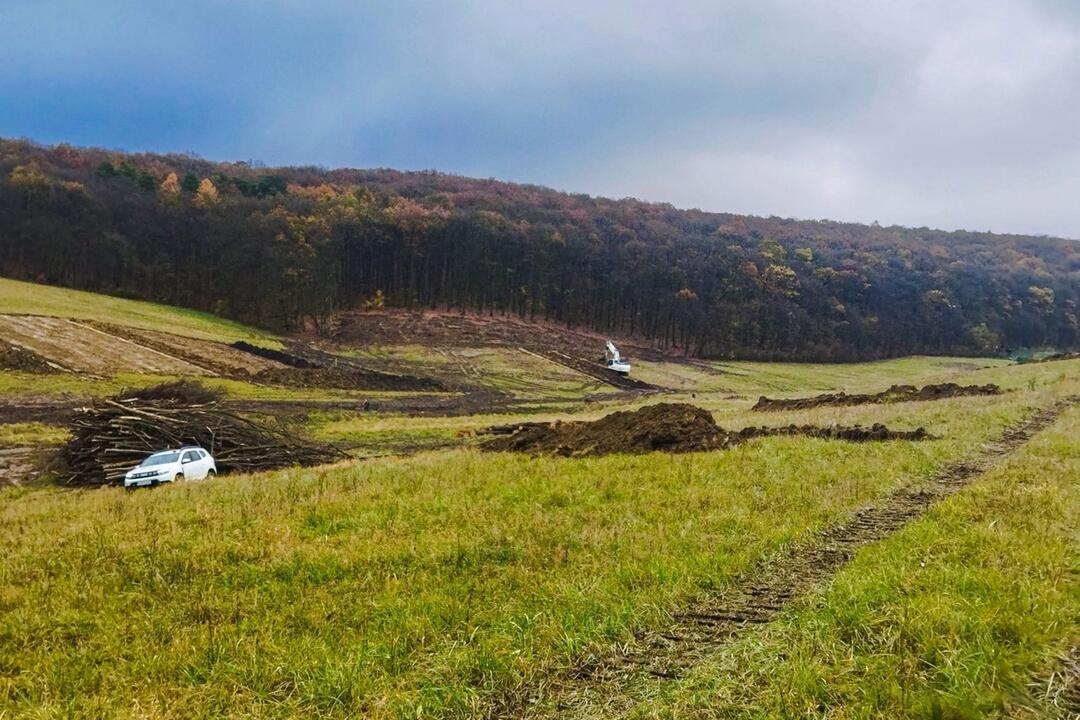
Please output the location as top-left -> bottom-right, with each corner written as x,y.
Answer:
0,277 -> 279,345
628,355 -> 1011,397
2,279 -> 1077,718
2,357 -> 1077,718
622,406 -> 1080,719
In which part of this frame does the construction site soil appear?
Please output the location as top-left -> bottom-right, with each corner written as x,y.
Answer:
0,399 -> 77,425
0,341 -> 57,373
0,314 -> 209,376
753,382 -> 1003,411
97,325 -> 285,376
324,310 -> 650,354
481,403 -> 931,457
233,342 -> 446,391
319,311 -> 680,391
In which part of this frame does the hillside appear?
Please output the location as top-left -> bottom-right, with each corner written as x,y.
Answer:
0,277 -> 278,345
1,138 -> 1077,360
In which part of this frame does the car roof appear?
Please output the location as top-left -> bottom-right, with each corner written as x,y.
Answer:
148,446 -> 205,455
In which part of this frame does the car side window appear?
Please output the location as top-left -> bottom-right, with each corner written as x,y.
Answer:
183,451 -> 198,462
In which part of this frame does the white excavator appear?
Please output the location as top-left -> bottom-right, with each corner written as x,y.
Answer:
604,340 -> 632,375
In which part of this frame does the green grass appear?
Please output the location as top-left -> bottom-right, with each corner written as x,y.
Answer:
701,355 -> 1011,396
2,377 -> 1071,719
624,406 -> 1080,719
0,422 -> 69,446
1,340 -> 1076,718
0,277 -> 279,345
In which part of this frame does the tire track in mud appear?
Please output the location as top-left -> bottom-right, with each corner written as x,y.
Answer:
491,397 -> 1077,719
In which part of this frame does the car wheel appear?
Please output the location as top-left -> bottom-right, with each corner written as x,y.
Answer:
206,469 -> 216,479
174,473 -> 183,483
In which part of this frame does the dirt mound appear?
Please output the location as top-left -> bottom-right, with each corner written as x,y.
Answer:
482,404 -> 729,456
0,341 -> 57,373
1018,351 -> 1080,364
481,403 -> 932,457
62,386 -> 347,486
753,382 -> 1003,411
737,423 -> 931,442
232,341 -> 317,368
124,380 -> 224,405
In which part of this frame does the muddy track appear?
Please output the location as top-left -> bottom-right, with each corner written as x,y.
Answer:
491,398 -> 1076,719
0,446 -> 44,486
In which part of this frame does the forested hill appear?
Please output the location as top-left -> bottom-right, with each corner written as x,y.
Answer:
1,138 -> 1077,360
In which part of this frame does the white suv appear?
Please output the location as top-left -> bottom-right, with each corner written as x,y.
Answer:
124,447 -> 217,488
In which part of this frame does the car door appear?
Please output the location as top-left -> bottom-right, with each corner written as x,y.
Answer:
197,450 -> 213,478
181,450 -> 201,480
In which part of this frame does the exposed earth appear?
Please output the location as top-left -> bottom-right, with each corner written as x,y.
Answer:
752,382 -> 1003,411
480,403 -> 932,457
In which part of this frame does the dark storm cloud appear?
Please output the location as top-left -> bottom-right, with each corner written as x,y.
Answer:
1,0 -> 1077,236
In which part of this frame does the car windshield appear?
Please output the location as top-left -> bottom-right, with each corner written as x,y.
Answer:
142,452 -> 179,466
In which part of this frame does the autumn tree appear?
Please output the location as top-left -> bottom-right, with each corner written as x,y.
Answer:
159,172 -> 180,199
194,178 -> 219,207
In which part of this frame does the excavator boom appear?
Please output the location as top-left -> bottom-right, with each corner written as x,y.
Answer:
604,340 -> 631,375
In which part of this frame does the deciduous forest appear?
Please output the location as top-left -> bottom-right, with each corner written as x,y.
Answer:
1,139 -> 1076,360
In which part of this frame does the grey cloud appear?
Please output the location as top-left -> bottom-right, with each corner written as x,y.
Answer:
1,0 -> 1078,236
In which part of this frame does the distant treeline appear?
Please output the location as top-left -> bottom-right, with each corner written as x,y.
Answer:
1,138 -> 1077,360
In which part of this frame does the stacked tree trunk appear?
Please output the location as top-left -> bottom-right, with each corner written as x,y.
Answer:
62,399 -> 347,486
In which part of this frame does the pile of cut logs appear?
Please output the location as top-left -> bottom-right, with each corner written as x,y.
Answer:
62,399 -> 346,486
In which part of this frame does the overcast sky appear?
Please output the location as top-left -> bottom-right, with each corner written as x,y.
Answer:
2,0 -> 1078,237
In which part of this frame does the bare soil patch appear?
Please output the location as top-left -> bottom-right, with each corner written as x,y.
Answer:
523,348 -> 660,392
0,446 -> 43,486
480,403 -> 931,457
753,382 -> 1003,411
227,388 -> 563,420
231,341 -> 316,368
324,309 -> 645,354
0,399 -> 78,425
0,314 -> 207,376
490,398 -> 1075,719
0,340 -> 59,373
97,324 -> 285,375
321,310 -> 681,391
232,341 -> 446,391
